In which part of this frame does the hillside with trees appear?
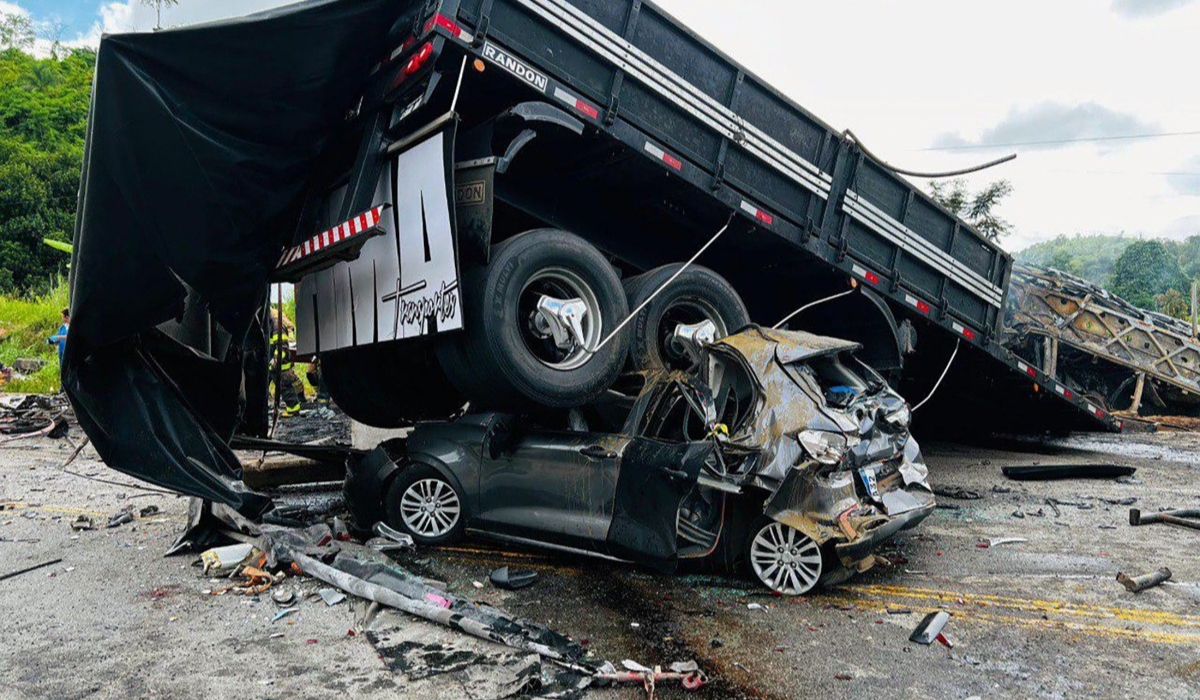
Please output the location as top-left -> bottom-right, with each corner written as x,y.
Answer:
0,44 -> 95,295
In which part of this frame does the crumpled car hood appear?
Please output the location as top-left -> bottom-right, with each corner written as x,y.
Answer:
699,326 -> 932,559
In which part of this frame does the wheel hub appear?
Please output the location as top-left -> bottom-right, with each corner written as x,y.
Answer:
750,521 -> 822,595
532,295 -> 590,351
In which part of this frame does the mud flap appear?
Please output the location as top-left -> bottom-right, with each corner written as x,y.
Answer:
606,440 -> 712,571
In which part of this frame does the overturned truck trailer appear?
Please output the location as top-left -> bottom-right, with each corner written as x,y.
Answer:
66,0 -> 1117,514
1007,264 -> 1200,417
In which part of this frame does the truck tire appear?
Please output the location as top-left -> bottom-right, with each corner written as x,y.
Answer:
437,229 -> 629,409
320,340 -> 465,428
623,264 -> 750,373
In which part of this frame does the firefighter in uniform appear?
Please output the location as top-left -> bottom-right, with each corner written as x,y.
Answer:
270,313 -> 305,417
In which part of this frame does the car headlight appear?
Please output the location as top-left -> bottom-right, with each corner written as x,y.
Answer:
797,430 -> 850,466
885,405 -> 911,431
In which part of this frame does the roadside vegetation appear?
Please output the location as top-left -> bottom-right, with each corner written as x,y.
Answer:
0,281 -> 67,392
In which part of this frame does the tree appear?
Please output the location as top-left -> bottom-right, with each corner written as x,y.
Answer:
0,12 -> 34,51
1109,240 -> 1188,310
0,48 -> 96,294
1176,235 -> 1200,281
1049,248 -> 1077,275
141,0 -> 180,31
928,179 -> 1014,241
1155,288 -> 1189,319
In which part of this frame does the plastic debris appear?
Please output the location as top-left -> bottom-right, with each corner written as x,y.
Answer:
138,505 -> 160,517
199,543 -> 256,574
272,588 -> 296,606
272,608 -> 298,623
909,611 -> 951,645
70,515 -> 95,531
319,588 -> 347,606
490,566 -> 539,590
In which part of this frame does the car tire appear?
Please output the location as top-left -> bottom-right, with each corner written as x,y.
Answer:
320,340 -> 465,428
384,464 -> 466,546
744,516 -> 823,596
622,264 -> 750,373
437,229 -> 629,410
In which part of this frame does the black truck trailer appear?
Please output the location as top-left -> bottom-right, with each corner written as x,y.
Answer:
274,0 -> 1118,434
66,0 -> 1117,516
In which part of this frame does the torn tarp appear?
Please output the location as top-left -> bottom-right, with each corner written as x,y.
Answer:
64,0 -> 412,513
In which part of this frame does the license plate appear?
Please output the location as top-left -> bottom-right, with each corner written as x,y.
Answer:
859,467 -> 881,500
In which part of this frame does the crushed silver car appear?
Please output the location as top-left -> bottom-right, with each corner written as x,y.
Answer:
347,326 -> 935,595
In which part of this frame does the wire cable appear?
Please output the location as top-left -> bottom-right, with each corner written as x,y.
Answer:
772,288 -> 857,330
843,129 -> 1017,178
584,214 -> 737,355
921,130 -> 1200,152
912,339 -> 961,413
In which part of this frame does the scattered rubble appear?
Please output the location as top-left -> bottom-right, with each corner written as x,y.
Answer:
1002,464 -> 1137,481
1129,508 -> 1200,531
909,611 -> 951,646
1117,567 -> 1172,593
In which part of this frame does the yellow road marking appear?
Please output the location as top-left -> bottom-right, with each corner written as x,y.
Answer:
853,583 -> 1200,629
822,584 -> 1200,647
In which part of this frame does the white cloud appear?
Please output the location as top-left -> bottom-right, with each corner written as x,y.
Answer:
1112,0 -> 1199,18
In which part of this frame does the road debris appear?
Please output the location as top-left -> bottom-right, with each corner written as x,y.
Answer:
596,660 -> 707,694
490,566 -> 539,591
1117,567 -> 1172,593
70,515 -> 95,531
199,543 -> 257,574
909,611 -> 951,645
271,588 -> 296,606
1129,508 -> 1200,531
319,588 -> 347,606
106,508 -> 134,528
1002,464 -> 1136,481
933,486 -> 983,500
0,558 -> 63,582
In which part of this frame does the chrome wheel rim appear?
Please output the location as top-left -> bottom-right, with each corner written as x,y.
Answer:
750,521 -> 822,595
660,299 -> 727,370
520,267 -> 603,371
399,478 -> 461,538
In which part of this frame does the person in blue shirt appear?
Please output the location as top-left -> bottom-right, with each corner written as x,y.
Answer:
47,308 -> 69,367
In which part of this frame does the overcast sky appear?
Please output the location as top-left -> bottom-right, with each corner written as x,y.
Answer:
5,0 -> 1199,252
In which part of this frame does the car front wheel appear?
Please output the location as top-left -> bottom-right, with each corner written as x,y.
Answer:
745,517 -> 823,595
385,465 -> 466,546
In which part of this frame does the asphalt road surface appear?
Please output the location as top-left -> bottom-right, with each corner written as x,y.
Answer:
1,427 -> 1198,699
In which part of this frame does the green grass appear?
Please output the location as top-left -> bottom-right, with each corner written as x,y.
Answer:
0,281 -> 68,393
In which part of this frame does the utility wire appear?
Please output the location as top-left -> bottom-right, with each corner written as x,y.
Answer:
921,130 -> 1200,152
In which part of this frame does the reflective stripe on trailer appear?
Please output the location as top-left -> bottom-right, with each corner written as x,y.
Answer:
851,264 -> 881,286
1054,384 -> 1074,399
277,206 -> 386,269
552,86 -> 599,119
951,322 -> 977,341
1017,361 -> 1037,378
904,294 -> 931,315
644,141 -> 683,171
426,13 -> 473,43
1087,403 -> 1106,419
740,200 -> 773,226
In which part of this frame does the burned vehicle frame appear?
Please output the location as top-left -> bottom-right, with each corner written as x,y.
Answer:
347,327 -> 935,595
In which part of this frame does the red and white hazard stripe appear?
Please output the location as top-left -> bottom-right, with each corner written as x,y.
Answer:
950,322 -> 976,341
1087,402 -> 1105,419
1017,361 -> 1037,378
1054,384 -> 1074,400
277,206 -> 385,269
644,141 -> 683,171
552,86 -> 599,120
904,294 -> 931,315
851,264 -> 880,286
740,200 -> 773,226
425,13 -> 472,43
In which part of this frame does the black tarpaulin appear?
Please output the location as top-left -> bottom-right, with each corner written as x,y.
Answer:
65,0 -> 405,514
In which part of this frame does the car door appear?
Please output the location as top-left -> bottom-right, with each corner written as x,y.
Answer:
476,425 -> 631,551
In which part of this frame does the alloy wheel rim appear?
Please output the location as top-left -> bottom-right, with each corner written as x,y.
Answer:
519,267 -> 603,371
750,521 -> 822,595
399,478 -> 461,538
